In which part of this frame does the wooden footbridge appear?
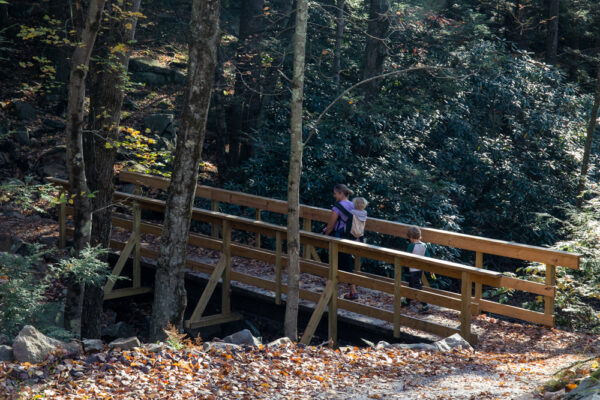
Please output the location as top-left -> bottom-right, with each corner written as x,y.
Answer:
48,172 -> 581,346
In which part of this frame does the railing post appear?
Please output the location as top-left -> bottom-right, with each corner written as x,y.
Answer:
545,264 -> 556,326
302,218 -> 312,259
211,200 -> 220,237
255,209 -> 262,248
474,252 -> 483,314
222,219 -> 231,316
132,186 -> 141,289
275,231 -> 282,304
393,257 -> 402,338
460,271 -> 472,343
328,241 -> 338,346
58,190 -> 66,249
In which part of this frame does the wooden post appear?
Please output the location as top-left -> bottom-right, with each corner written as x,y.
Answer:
275,231 -> 282,305
354,254 -> 361,273
302,218 -> 312,258
328,241 -> 338,346
255,209 -> 262,248
211,200 -> 220,237
58,190 -> 66,249
222,219 -> 231,316
393,257 -> 402,338
474,252 -> 483,313
460,271 -> 472,343
132,186 -> 141,289
545,264 -> 556,326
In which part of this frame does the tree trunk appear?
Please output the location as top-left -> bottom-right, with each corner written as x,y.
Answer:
63,0 -> 106,337
333,0 -> 345,87
576,65 -> 600,207
284,0 -> 308,342
149,0 -> 220,341
226,0 -> 264,169
546,0 -> 559,65
81,0 -> 142,339
362,0 -> 390,96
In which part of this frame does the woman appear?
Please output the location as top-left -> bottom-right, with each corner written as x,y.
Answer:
322,184 -> 359,300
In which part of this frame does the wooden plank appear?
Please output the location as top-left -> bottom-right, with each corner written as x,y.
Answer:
460,271 -> 472,343
300,281 -> 335,345
103,234 -> 137,294
188,257 -> 227,323
115,172 -> 581,269
103,287 -> 152,300
328,242 -> 338,346
275,231 -> 282,305
186,313 -> 243,330
58,193 -> 66,249
499,275 -> 556,297
302,218 -> 311,258
394,257 -> 402,338
544,264 -> 556,327
132,199 -> 141,288
222,220 -> 231,316
474,252 -> 483,312
479,299 -> 554,326
211,200 -> 220,238
256,209 -> 262,248
310,246 -> 322,262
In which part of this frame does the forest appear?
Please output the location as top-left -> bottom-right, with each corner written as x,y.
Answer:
1,0 -> 600,398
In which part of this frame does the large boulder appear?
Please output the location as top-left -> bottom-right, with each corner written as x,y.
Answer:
108,337 -> 141,350
82,339 -> 104,353
11,100 -> 37,121
12,129 -> 30,146
202,342 -> 241,352
36,146 -> 66,178
563,370 -> 600,399
223,329 -> 262,346
42,118 -> 66,131
12,325 -> 62,363
267,337 -> 293,348
0,345 -> 13,362
434,333 -> 473,352
101,321 -> 136,340
130,57 -> 186,86
143,113 -> 174,136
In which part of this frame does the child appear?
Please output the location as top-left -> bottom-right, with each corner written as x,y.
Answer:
404,226 -> 430,313
350,197 -> 368,243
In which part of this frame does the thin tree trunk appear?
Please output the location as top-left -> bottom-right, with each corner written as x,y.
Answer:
333,0 -> 345,87
576,65 -> 600,207
546,0 -> 559,65
81,0 -> 142,339
63,0 -> 106,337
284,0 -> 308,342
149,0 -> 220,341
362,0 -> 390,96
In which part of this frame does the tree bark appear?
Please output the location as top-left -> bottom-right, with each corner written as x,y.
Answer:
576,65 -> 600,207
333,0 -> 345,87
81,0 -> 142,339
284,0 -> 308,342
362,0 -> 390,96
149,0 -> 220,341
546,0 -> 559,65
63,0 -> 106,337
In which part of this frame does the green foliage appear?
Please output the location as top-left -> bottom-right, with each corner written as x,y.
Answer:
0,177 -> 58,213
53,245 -> 114,288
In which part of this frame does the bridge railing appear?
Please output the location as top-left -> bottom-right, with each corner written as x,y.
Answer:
117,171 -> 580,326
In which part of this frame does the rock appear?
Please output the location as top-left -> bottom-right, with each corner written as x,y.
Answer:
130,57 -> 169,74
169,61 -> 187,70
11,100 -> 37,121
129,57 -> 187,86
374,341 -> 391,349
172,70 -> 186,85
108,337 -> 141,350
0,152 -> 8,167
101,321 -> 136,340
0,345 -> 14,361
122,97 -> 139,111
266,337 -> 293,347
395,343 -> 438,351
13,129 -> 30,146
434,333 -> 473,352
61,341 -> 82,358
133,72 -> 168,86
143,113 -> 174,135
564,370 -> 600,399
544,389 -> 566,400
202,342 -> 241,352
36,146 -> 66,178
223,329 -> 261,346
42,118 -> 66,131
0,334 -> 10,345
82,339 -> 104,353
12,325 -> 62,363
144,343 -> 164,353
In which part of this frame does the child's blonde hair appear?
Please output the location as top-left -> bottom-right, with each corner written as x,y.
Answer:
352,197 -> 368,210
407,226 -> 421,240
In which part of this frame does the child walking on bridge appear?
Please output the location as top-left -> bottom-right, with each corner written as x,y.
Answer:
403,226 -> 430,313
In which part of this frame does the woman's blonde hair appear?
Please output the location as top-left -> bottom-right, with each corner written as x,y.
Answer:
334,184 -> 354,198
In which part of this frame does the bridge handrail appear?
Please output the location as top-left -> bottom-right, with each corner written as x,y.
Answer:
117,171 -> 581,269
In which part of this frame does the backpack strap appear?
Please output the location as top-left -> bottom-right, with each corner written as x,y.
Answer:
333,201 -> 353,221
